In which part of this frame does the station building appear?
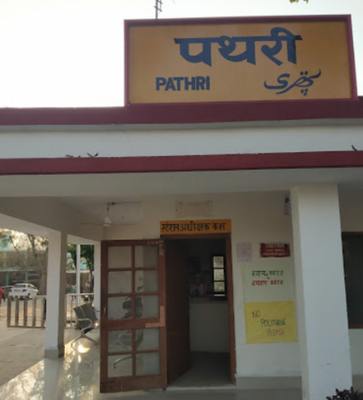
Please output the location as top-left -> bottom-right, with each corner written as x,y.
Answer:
0,14 -> 362,400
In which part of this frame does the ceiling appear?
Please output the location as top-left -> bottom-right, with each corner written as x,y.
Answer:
0,167 -> 362,225
62,200 -> 143,226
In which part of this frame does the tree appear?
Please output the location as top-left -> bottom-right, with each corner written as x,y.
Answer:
0,230 -> 95,295
290,0 -> 309,2
67,244 -> 95,291
27,234 -> 48,295
0,230 -> 48,294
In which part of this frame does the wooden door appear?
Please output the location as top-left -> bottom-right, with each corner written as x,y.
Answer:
165,240 -> 190,383
100,240 -> 167,393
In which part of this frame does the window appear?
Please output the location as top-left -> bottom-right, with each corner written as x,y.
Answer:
342,234 -> 363,327
212,255 -> 226,298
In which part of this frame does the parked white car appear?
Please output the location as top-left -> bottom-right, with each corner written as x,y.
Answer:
9,283 -> 38,299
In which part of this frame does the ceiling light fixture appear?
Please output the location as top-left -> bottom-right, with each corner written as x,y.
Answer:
103,203 -> 115,227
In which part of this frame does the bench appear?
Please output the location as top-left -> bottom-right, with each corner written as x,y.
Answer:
71,302 -> 99,348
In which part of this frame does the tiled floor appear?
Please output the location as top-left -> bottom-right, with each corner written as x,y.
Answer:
0,304 -> 304,400
0,303 -> 78,387
0,332 -> 303,400
0,345 -> 303,400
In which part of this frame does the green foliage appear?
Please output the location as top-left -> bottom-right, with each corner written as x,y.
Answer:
0,229 -> 48,293
290,0 -> 309,3
67,244 -> 94,272
67,244 -> 95,292
1,230 -> 95,294
327,388 -> 363,400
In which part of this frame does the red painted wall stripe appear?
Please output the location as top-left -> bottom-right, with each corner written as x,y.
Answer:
0,151 -> 362,176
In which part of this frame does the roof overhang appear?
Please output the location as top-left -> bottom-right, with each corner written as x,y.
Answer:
0,98 -> 363,127
0,151 -> 362,176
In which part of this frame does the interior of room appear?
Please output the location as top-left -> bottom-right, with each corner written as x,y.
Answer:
167,238 -> 231,388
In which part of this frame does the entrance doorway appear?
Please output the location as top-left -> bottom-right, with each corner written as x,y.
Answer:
99,235 -> 235,393
165,236 -> 235,387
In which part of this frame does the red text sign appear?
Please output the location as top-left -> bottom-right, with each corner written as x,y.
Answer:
260,243 -> 290,258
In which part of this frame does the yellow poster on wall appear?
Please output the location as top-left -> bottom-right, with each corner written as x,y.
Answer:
244,301 -> 297,344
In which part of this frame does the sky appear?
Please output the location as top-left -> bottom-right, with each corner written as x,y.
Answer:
0,0 -> 361,107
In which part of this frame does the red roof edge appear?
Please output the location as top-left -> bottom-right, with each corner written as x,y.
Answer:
0,98 -> 362,126
0,151 -> 363,176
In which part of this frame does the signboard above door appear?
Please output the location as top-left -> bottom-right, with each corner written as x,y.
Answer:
160,219 -> 231,235
125,16 -> 357,104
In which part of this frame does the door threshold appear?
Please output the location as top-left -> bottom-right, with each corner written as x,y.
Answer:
165,384 -> 236,391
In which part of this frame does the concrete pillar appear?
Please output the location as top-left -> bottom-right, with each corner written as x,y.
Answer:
291,184 -> 352,400
93,242 -> 101,319
44,231 -> 67,358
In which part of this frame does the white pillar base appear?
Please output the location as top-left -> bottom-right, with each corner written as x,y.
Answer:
44,346 -> 65,359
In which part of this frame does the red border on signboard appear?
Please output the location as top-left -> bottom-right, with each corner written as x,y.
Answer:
124,15 -> 358,106
346,16 -> 358,99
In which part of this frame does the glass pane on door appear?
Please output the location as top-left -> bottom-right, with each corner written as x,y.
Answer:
135,270 -> 158,292
135,246 -> 158,268
108,297 -> 132,320
108,330 -> 134,353
108,355 -> 133,378
136,328 -> 160,351
135,295 -> 159,319
108,271 -> 132,294
136,353 -> 160,376
108,246 -> 132,269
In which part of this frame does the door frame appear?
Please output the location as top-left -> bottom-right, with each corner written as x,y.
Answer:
161,233 -> 236,384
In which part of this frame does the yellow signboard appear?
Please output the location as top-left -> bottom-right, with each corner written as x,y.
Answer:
244,301 -> 297,344
126,17 -> 355,104
160,219 -> 231,235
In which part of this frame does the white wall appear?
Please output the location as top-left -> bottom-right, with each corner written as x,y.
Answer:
102,189 -> 363,379
0,123 -> 362,159
105,191 -> 300,378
